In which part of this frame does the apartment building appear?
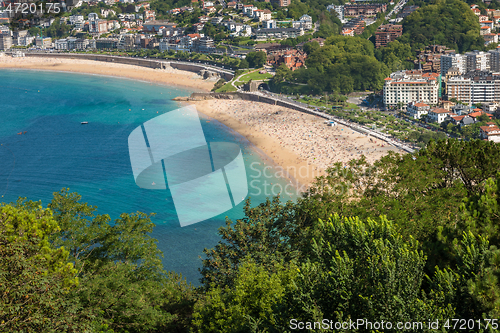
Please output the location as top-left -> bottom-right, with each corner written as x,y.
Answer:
89,20 -> 109,34
271,0 -> 289,7
375,24 -> 402,48
95,38 -> 119,49
0,33 -> 12,50
344,3 -> 387,17
255,27 -> 304,40
327,5 -> 345,23
292,14 -> 313,30
488,48 -> 500,72
446,70 -> 500,104
465,50 -> 490,72
34,37 -> 52,48
440,53 -> 467,75
383,71 -> 440,109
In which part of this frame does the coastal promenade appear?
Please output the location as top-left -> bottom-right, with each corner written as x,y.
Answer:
196,91 -> 416,154
6,51 -> 235,81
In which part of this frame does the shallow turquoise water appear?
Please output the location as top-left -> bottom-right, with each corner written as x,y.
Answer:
0,69 -> 296,284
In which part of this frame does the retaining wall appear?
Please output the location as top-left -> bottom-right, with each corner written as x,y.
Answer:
22,53 -> 234,81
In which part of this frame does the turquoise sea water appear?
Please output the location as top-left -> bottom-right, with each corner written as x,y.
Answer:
0,69 -> 295,284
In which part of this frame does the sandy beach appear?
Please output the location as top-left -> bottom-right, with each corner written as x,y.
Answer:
0,55 -> 400,188
194,99 -> 400,186
0,55 -> 215,91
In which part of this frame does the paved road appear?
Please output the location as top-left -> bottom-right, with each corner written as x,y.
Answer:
245,91 -> 415,154
386,0 -> 408,20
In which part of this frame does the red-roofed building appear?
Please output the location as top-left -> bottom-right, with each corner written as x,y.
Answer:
341,29 -> 354,36
469,110 -> 493,120
407,101 -> 430,119
187,33 -> 200,40
267,49 -> 307,71
480,122 -> 500,142
450,115 -> 465,125
383,70 -> 440,109
480,26 -> 491,35
428,108 -> 452,123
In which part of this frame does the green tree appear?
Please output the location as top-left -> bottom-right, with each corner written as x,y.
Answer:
245,51 -> 267,68
399,0 -> 485,53
193,260 -> 298,332
46,189 -> 197,332
0,203 -> 88,332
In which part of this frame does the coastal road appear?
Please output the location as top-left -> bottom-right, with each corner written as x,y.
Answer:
385,0 -> 407,20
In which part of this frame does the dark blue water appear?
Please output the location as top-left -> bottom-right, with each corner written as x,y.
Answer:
0,69 -> 295,284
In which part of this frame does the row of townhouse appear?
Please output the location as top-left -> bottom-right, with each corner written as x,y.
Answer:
53,33 -> 167,51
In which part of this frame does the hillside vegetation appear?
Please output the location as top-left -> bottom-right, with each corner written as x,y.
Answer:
399,0 -> 486,52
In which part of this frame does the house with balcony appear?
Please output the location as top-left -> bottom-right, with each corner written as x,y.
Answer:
407,101 -> 430,119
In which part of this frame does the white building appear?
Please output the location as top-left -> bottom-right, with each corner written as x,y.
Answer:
88,13 -> 99,21
292,14 -> 313,30
327,5 -> 345,23
407,101 -> 430,119
263,20 -> 276,29
55,38 -> 69,50
446,71 -> 500,104
243,5 -> 256,16
428,108 -> 451,123
440,53 -> 467,75
480,122 -> 500,142
101,9 -> 116,18
466,50 -> 490,72
383,71 -> 440,109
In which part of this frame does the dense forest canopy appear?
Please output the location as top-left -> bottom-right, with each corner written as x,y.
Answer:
3,140 -> 500,332
399,0 -> 486,52
272,36 -> 391,94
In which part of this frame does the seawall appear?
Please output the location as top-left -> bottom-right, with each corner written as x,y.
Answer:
20,52 -> 235,81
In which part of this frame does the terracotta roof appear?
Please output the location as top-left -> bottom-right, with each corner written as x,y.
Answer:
480,125 -> 500,132
384,77 -> 392,80
431,108 -> 450,114
414,102 -> 428,107
469,111 -> 493,117
451,115 -> 465,121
